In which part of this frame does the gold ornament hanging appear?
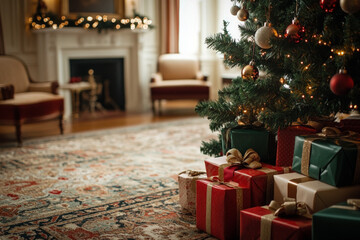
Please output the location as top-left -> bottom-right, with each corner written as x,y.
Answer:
241,60 -> 259,80
237,7 -> 249,21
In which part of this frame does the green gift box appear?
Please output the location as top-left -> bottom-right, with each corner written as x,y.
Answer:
292,135 -> 360,187
312,200 -> 360,240
222,127 -> 276,165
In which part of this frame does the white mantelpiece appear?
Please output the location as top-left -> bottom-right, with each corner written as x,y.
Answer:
34,28 -> 155,118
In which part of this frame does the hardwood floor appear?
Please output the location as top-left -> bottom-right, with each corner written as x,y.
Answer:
0,100 -> 201,145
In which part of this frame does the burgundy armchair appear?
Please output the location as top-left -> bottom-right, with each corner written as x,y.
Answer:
0,55 -> 64,145
150,54 -> 211,114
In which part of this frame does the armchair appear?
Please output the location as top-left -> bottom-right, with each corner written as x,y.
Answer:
150,54 -> 211,114
0,55 -> 64,145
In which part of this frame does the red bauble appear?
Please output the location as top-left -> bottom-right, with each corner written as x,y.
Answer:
330,69 -> 354,95
320,0 -> 338,12
285,18 -> 305,43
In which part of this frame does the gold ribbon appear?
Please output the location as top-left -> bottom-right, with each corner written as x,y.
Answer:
330,199 -> 360,211
258,167 -> 278,204
225,148 -> 262,169
260,199 -> 312,240
204,180 -> 244,234
287,176 -> 315,199
178,170 -> 206,193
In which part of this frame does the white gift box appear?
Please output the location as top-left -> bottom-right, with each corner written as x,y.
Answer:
274,172 -> 360,213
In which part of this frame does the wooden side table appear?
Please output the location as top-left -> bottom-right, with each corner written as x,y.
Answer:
60,82 -> 91,118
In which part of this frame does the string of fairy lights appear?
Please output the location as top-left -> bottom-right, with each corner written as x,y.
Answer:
29,13 -> 152,31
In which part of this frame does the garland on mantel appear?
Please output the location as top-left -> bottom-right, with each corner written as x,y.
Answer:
29,11 -> 153,33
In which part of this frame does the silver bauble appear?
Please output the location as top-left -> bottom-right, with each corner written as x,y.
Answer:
255,23 -> 278,49
230,5 -> 240,16
340,0 -> 360,14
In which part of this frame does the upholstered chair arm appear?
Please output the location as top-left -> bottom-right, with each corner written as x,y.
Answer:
28,81 -> 59,94
0,84 -> 15,100
196,71 -> 207,81
150,73 -> 163,83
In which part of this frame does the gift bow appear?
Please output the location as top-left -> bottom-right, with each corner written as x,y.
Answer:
226,148 -> 262,169
269,198 -> 311,218
347,199 -> 360,210
178,170 -> 206,177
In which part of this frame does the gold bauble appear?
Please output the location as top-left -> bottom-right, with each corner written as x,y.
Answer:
340,0 -> 360,14
237,8 -> 249,21
241,64 -> 259,80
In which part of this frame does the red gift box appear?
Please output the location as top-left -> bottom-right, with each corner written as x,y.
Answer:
205,157 -> 290,206
340,115 -> 360,133
276,125 -> 317,167
240,206 -> 312,240
196,179 -> 251,240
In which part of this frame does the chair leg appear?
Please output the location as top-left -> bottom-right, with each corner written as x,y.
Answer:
59,115 -> 64,134
15,122 -> 22,146
152,100 -> 156,115
158,100 -> 162,115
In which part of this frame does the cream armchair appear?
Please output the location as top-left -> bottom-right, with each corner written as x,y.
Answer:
0,55 -> 64,145
150,54 -> 211,114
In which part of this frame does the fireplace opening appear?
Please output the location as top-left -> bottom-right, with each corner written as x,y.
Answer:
69,58 -> 125,111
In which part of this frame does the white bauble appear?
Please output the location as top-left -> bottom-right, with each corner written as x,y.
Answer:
255,23 -> 277,49
340,0 -> 360,14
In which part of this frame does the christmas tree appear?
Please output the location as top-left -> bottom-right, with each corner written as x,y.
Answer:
196,0 -> 360,157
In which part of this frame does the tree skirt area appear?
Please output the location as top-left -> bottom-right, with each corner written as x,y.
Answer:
0,117 -> 218,239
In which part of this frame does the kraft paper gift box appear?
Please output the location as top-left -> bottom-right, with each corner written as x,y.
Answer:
178,170 -> 207,214
221,127 -> 276,165
292,134 -> 360,187
312,199 -> 360,240
276,125 -> 317,167
240,206 -> 312,240
274,172 -> 360,213
205,156 -> 290,206
196,179 -> 251,240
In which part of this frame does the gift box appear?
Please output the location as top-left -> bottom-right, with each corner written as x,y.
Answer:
312,199 -> 360,240
276,125 -> 317,167
274,172 -> 360,213
292,134 -> 360,187
178,170 -> 207,214
196,179 -> 250,240
340,114 -> 360,133
221,127 -> 276,165
240,206 -> 312,240
205,156 -> 290,206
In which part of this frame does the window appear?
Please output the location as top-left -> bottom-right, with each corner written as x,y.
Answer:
179,0 -> 241,55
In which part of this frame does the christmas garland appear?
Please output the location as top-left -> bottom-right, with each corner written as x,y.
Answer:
29,12 -> 153,33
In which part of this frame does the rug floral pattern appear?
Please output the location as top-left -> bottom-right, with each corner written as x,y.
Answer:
0,118 -> 217,239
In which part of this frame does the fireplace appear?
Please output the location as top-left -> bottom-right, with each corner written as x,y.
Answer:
70,58 -> 125,110
34,28 -> 157,118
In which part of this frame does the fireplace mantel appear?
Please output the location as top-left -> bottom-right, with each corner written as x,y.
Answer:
34,28 -> 155,118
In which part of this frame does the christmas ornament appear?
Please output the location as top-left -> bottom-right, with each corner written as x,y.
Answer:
340,0 -> 360,14
319,0 -> 338,13
242,60 -> 259,80
330,69 -> 354,95
255,22 -> 278,49
237,7 -> 249,21
285,18 -> 305,43
230,5 -> 240,16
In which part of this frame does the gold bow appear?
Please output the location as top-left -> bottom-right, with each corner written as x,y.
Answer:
269,198 -> 311,218
178,170 -> 206,177
225,148 -> 262,169
347,199 -> 360,210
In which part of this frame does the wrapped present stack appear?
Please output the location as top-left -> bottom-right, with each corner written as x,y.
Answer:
193,123 -> 360,240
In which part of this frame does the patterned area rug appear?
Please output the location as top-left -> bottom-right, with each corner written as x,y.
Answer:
0,117 -> 217,239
